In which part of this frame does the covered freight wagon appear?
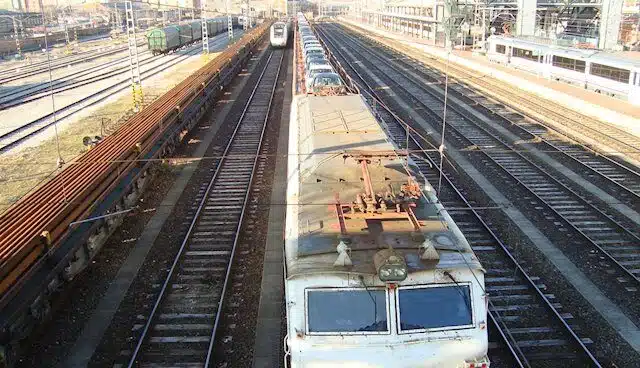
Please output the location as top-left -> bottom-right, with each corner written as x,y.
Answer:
176,24 -> 193,44
207,19 -> 221,36
146,26 -> 181,55
190,21 -> 202,41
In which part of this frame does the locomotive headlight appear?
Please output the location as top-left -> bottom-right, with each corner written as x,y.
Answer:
374,249 -> 408,283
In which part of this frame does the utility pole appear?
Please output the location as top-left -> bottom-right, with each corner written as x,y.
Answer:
64,22 -> 70,45
115,2 -> 122,31
11,17 -> 22,58
160,0 -> 166,27
63,6 -> 70,46
125,0 -> 143,111
227,0 -> 233,40
243,0 -> 249,30
202,0 -> 209,54
113,3 -> 118,29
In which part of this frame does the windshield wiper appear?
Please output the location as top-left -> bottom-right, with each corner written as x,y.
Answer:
357,320 -> 386,332
358,274 -> 378,327
444,271 -> 473,322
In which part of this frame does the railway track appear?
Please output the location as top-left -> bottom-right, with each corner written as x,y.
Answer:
0,43 -> 143,84
317,24 -> 640,316
345,24 -> 640,164
0,23 -> 269,343
0,33 -> 240,154
447,85 -> 640,204
124,48 -> 283,367
0,50 -> 153,108
315,24 -> 601,368
358,45 -> 640,212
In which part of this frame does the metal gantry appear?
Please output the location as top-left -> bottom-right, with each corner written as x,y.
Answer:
227,0 -> 234,40
202,0 -> 209,54
243,0 -> 251,30
125,0 -> 143,110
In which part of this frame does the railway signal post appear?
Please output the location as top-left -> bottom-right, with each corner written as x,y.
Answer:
201,0 -> 209,54
125,1 -> 143,111
12,17 -> 21,58
227,0 -> 233,40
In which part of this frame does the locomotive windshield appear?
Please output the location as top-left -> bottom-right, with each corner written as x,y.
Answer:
273,24 -> 285,36
305,284 -> 474,335
397,285 -> 473,332
306,289 -> 388,334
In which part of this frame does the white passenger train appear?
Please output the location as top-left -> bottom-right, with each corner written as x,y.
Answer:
284,91 -> 490,367
270,21 -> 289,48
487,35 -> 640,105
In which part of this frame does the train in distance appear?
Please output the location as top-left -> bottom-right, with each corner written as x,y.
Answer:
145,17 -> 239,55
270,21 -> 290,48
487,35 -> 640,105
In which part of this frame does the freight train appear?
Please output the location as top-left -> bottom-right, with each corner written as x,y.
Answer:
0,26 -> 111,57
146,17 -> 239,55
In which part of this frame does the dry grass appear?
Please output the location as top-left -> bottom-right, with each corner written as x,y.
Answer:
0,51 -> 220,214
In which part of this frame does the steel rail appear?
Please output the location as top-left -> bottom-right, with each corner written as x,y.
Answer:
327,25 -> 640,286
0,43 -> 133,77
0,51 -> 153,105
0,31 -> 233,105
0,24 -> 270,303
0,30 -> 236,109
0,43 -> 145,84
316,23 -> 601,367
0,33 -> 239,153
126,49 -> 283,367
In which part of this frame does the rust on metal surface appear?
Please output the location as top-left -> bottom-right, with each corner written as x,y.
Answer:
334,194 -> 349,236
0,23 -> 271,302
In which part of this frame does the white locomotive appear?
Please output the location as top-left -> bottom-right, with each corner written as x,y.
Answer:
270,21 -> 289,48
486,35 -> 640,105
284,93 -> 490,367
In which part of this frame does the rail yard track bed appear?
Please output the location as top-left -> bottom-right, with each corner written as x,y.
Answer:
339,21 -> 640,167
316,22 -> 640,366
0,33 -> 240,213
212,47 -> 291,368
13,40 -> 274,368
0,24 -> 271,366
0,32 -> 239,156
14,166 -> 178,368
78,44 -> 290,367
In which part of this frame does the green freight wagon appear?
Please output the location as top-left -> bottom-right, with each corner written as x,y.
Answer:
206,19 -> 219,37
175,24 -> 193,45
146,26 -> 181,55
190,21 -> 202,41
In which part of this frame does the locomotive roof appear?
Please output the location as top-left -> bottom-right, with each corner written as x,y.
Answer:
287,95 -> 482,278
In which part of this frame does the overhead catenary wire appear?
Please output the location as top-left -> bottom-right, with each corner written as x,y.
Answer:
39,0 -> 68,203
437,49 -> 450,196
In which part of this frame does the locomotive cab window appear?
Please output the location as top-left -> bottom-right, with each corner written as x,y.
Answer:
306,288 -> 389,334
590,63 -> 631,83
495,44 -> 506,54
396,284 -> 473,333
